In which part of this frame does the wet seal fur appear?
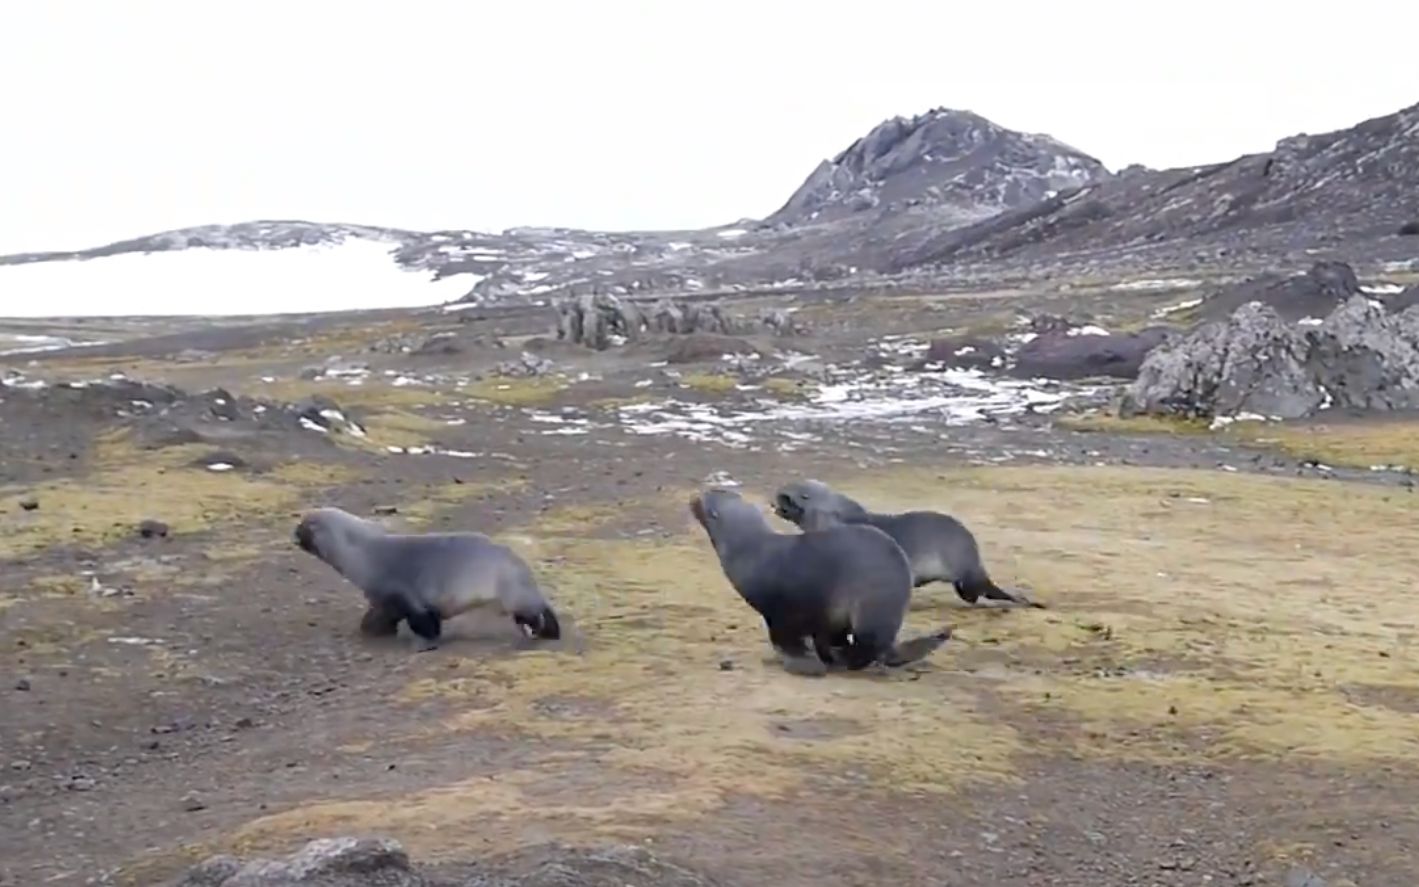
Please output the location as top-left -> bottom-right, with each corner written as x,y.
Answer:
689,488 -> 952,676
774,479 -> 1044,609
293,506 -> 561,651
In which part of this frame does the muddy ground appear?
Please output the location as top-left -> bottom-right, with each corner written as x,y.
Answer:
2,282 -> 1417,887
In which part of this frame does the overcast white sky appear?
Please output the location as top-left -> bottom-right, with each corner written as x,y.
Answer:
2,0 -> 1416,254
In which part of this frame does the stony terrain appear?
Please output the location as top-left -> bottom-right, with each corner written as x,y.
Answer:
4,269 -> 1419,886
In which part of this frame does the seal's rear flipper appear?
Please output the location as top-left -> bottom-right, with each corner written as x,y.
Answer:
882,626 -> 953,667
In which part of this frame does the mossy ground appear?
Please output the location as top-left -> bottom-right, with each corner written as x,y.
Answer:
222,462 -> 1419,861
0,431 -> 355,559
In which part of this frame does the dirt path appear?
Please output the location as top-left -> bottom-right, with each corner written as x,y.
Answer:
3,295 -> 1417,887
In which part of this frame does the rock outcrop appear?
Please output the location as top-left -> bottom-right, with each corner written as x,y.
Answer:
552,293 -> 805,351
1121,294 -> 1419,420
766,108 -> 1107,228
168,837 -> 727,887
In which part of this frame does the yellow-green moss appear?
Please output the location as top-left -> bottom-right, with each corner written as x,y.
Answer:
0,433 -> 355,558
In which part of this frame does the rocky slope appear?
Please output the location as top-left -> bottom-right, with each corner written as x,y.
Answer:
904,101 -> 1419,274
3,103 -> 1417,311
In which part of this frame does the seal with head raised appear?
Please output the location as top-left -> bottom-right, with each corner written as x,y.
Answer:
773,479 -> 1044,609
689,487 -> 952,676
293,506 -> 562,651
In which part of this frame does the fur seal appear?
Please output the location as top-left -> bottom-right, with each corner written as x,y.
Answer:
773,479 -> 1044,609
688,488 -> 952,676
293,506 -> 561,651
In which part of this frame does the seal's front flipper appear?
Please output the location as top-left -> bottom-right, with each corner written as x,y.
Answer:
405,609 -> 443,652
359,604 -> 401,637
779,653 -> 829,677
882,626 -> 953,667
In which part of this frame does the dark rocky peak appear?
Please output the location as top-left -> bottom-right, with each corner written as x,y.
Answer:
765,107 -> 1110,228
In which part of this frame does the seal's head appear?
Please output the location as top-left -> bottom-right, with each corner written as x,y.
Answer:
689,488 -> 761,537
293,507 -> 366,561
772,478 -> 833,526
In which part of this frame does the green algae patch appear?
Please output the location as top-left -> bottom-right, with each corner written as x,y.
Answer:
0,432 -> 355,559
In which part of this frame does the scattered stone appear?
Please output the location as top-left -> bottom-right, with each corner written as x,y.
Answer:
664,333 -> 765,365
138,519 -> 171,539
719,660 -> 735,671
65,775 -> 97,791
18,495 -> 38,511
372,505 -> 399,516
181,793 -> 207,812
495,351 -> 555,378
10,760 -> 31,771
1285,866 -> 1329,887
14,678 -> 30,691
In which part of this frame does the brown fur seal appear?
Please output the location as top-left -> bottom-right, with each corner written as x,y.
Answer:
293,506 -> 561,651
773,479 -> 1044,609
688,488 -> 952,676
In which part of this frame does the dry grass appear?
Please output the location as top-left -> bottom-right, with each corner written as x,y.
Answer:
212,463 -> 1419,860
1058,410 -> 1419,471
0,431 -> 354,559
1224,417 -> 1419,470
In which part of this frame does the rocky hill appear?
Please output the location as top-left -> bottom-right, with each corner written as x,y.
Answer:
766,108 -> 1108,228
3,101 -> 1416,311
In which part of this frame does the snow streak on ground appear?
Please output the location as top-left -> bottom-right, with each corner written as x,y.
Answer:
0,237 -> 474,318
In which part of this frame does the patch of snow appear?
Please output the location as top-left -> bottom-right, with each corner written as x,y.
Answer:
1067,325 -> 1110,337
0,333 -> 110,356
1361,283 -> 1404,295
206,462 -> 235,472
1151,297 -> 1204,318
1298,316 -> 1324,326
1112,278 -> 1203,292
0,237 -> 473,319
715,228 -> 748,239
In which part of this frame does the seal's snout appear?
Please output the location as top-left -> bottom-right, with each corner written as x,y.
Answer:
773,491 -> 802,523
293,520 -> 315,555
688,495 -> 707,528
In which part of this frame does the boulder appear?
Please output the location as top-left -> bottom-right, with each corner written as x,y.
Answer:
168,839 -> 726,887
1303,295 -> 1419,412
171,837 -> 422,886
1122,302 -> 1319,419
1007,326 -> 1172,381
1122,295 -> 1419,420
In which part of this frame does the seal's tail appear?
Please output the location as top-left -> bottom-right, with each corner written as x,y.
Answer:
955,568 -> 1046,609
881,626 -> 953,668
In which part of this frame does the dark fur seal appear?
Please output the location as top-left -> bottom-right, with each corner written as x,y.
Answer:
293,506 -> 561,651
773,479 -> 1044,609
689,488 -> 952,676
